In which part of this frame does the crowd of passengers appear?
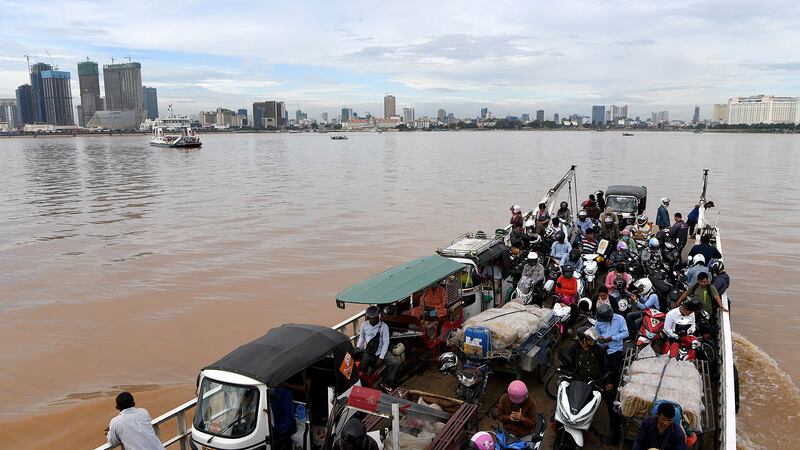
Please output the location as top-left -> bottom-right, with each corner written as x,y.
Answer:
485,193 -> 731,449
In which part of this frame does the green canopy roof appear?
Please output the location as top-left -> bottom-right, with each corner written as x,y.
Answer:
336,255 -> 464,305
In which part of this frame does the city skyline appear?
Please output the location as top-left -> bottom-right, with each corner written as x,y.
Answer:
0,1 -> 798,121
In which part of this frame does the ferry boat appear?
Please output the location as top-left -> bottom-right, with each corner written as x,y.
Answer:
149,110 -> 202,148
331,135 -> 348,140
94,168 -> 737,450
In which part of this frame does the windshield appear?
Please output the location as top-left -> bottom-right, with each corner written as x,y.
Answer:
606,195 -> 638,214
194,378 -> 259,438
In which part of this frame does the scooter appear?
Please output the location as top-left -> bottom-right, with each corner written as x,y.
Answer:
636,308 -> 666,349
489,411 -> 547,450
580,254 -> 600,295
664,334 -> 700,361
551,368 -> 604,449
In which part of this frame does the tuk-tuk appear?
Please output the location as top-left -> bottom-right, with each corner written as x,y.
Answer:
191,324 -> 359,450
436,232 -> 512,320
605,185 -> 648,226
336,255 -> 466,359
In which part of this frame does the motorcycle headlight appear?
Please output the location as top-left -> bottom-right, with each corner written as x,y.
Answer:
457,373 -> 478,387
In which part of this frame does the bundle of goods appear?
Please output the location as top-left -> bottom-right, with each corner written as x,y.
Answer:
618,348 -> 704,429
447,303 -> 553,352
383,397 -> 446,450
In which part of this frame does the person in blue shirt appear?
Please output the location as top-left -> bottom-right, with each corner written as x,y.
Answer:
685,254 -> 711,286
575,210 -> 594,237
688,234 -> 722,265
656,197 -> 671,230
625,279 -> 661,336
710,260 -> 730,295
551,231 -> 571,260
595,303 -> 628,444
560,248 -> 584,273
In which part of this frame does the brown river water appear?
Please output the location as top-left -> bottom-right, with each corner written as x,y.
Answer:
0,131 -> 798,448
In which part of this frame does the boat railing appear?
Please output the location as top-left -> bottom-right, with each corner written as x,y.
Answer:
93,398 -> 197,450
332,309 -> 367,343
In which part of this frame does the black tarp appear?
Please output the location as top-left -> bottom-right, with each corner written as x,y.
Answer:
204,324 -> 357,392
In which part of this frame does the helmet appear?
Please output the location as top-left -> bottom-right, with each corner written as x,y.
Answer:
637,215 -> 649,226
595,190 -> 604,197
691,254 -> 706,266
569,249 -> 581,262
341,416 -> 369,445
710,260 -> 725,274
617,298 -> 630,312
582,200 -> 592,208
507,380 -> 528,403
470,431 -> 495,450
633,278 -> 653,296
622,229 -> 631,237
529,234 -> 542,245
524,218 -> 535,228
614,277 -> 627,291
684,297 -> 704,312
616,241 -> 628,251
365,305 -> 380,319
527,251 -> 539,261
545,227 -> 556,238
562,264 -> 575,276
578,210 -> 588,218
391,342 -> 405,356
577,325 -> 598,341
438,352 -> 458,372
578,297 -> 593,313
648,237 -> 660,249
660,197 -> 670,206
511,205 -> 522,213
597,302 -> 613,322
674,315 -> 694,336
556,231 -> 566,242
560,201 -> 568,209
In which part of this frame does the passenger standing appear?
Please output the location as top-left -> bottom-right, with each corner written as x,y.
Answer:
534,203 -> 550,236
668,213 -> 689,255
710,260 -> 731,296
595,190 -> 606,211
686,204 -> 700,236
688,234 -> 722,264
107,392 -> 165,450
509,204 -> 524,228
594,303 -> 628,444
656,198 -> 671,230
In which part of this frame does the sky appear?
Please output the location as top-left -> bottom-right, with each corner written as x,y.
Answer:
0,0 -> 798,121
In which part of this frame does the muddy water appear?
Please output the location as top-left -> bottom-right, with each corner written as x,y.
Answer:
1,132 -> 798,447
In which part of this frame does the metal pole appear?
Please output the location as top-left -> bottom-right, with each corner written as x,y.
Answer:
391,403 -> 400,449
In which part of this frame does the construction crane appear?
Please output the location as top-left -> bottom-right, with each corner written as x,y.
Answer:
44,49 -> 58,70
23,53 -> 31,73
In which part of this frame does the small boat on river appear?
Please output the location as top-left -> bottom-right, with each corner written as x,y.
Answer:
149,111 -> 202,148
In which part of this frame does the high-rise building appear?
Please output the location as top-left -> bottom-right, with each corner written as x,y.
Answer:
198,111 -> 216,127
295,109 -> 307,121
143,86 -> 159,119
15,84 -> 34,125
692,105 -> 700,124
437,109 -> 446,121
103,62 -> 143,111
521,113 -> 530,122
536,110 -> 544,123
553,113 -> 559,123
656,111 -> 669,123
252,101 -> 286,128
384,95 -> 396,119
591,105 -> 605,125
30,62 -> 53,123
321,112 -> 329,123
480,107 -> 488,119
727,95 -> 800,124
402,107 -> 415,124
605,105 -> 628,123
712,104 -> 728,124
0,98 -> 18,129
41,70 -> 74,125
78,60 -> 102,126
237,108 -> 248,118
341,107 -> 352,123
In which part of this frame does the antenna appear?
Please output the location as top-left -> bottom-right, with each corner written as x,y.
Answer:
111,57 -> 115,64
125,56 -> 131,63
44,49 -> 58,70
23,53 -> 31,73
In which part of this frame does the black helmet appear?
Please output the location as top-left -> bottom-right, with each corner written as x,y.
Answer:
560,201 -> 568,209
710,260 -> 725,274
365,305 -> 380,319
556,231 -> 566,242
614,277 -> 627,290
562,264 -> 575,276
684,297 -> 704,312
569,249 -> 581,262
341,416 -> 368,446
597,303 -> 613,322
577,326 -> 597,341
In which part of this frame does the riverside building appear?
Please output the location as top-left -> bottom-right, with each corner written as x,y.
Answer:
41,70 -> 74,125
78,60 -> 102,127
726,95 -> 800,125
384,95 -> 396,119
103,62 -> 144,112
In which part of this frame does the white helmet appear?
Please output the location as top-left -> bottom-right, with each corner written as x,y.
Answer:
578,297 -> 593,313
633,278 -> 653,296
527,251 -> 539,261
660,197 -> 670,206
524,218 -> 535,228
617,298 -> 630,312
511,205 -> 522,213
391,342 -> 405,356
691,254 -> 706,266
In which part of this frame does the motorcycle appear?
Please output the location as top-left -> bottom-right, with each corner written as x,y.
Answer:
635,308 -> 666,349
439,327 -> 492,404
551,368 -> 604,449
580,254 -> 600,295
488,411 -> 547,450
664,334 -> 701,361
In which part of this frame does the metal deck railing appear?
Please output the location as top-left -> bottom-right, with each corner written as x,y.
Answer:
93,398 -> 197,450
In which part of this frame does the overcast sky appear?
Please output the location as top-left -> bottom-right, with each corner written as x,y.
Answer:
0,0 -> 798,120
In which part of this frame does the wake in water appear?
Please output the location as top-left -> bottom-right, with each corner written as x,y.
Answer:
734,333 -> 800,450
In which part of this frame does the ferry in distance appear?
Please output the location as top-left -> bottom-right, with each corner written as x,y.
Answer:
149,107 -> 202,148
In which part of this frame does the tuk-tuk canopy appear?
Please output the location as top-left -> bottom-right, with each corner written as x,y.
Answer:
203,324 -> 357,390
606,185 -> 647,200
336,255 -> 464,305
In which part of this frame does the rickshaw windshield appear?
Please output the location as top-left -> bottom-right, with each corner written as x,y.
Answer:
194,378 -> 259,438
606,195 -> 638,214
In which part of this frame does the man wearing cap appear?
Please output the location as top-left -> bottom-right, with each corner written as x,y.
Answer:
107,392 -> 165,450
632,402 -> 687,450
356,306 -> 400,389
510,204 -> 524,228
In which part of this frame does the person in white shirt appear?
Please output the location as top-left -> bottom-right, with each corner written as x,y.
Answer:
356,306 -> 400,389
107,392 -> 165,450
663,298 -> 702,339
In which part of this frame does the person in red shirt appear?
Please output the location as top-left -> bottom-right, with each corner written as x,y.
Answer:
555,265 -> 578,302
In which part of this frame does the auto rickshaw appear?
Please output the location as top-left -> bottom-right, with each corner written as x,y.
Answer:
605,185 -> 648,226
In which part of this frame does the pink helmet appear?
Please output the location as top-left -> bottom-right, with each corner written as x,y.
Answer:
507,380 -> 528,403
470,431 -> 495,450
616,241 -> 628,251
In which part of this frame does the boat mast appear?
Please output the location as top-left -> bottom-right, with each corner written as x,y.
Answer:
700,168 -> 709,203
